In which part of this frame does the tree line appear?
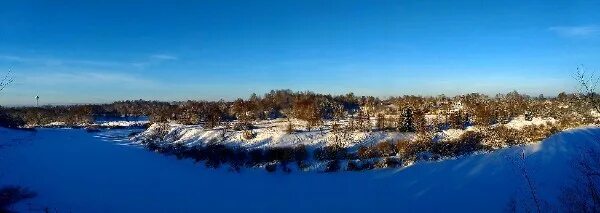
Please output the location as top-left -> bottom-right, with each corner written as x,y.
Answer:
0,89 -> 596,130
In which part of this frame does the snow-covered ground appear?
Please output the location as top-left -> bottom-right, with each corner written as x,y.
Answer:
134,116 -> 557,149
97,120 -> 149,128
135,119 -> 414,150
1,127 -> 598,212
504,116 -> 556,129
32,116 -> 149,128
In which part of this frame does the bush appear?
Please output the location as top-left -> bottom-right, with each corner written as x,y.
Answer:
296,161 -> 309,170
293,145 -> 308,162
432,131 -> 484,157
395,139 -> 430,162
347,160 -> 361,171
358,141 -> 398,160
183,146 -> 207,162
314,145 -> 347,161
265,147 -> 294,163
233,122 -> 256,131
247,149 -> 265,166
281,163 -> 292,173
293,144 -> 309,169
324,160 -> 340,172
485,126 -> 528,148
265,163 -> 277,172
145,123 -> 170,142
357,146 -> 371,159
128,131 -> 142,137
230,149 -> 248,171
375,157 -> 402,169
204,144 -> 233,169
242,130 -> 255,139
285,122 -> 294,134
0,186 -> 36,212
0,110 -> 25,128
360,160 -> 376,170
375,141 -> 397,157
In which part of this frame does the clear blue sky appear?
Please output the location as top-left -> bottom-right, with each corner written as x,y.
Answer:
1,0 -> 599,105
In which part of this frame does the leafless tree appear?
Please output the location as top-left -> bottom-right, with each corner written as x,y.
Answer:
558,66 -> 600,212
574,65 -> 600,113
560,147 -> 600,212
0,68 -> 13,94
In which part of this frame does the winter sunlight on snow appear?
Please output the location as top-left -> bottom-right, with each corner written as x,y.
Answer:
1,0 -> 600,212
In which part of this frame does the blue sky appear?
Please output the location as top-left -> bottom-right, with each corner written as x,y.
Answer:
1,0 -> 599,105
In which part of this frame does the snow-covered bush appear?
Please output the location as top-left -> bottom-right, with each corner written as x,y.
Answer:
346,160 -> 361,171
0,109 -> 25,128
314,145 -> 347,161
357,141 -> 397,159
431,131 -> 485,158
375,157 -> 402,168
0,186 -> 36,212
247,149 -> 265,166
264,147 -> 295,164
293,145 -> 309,167
242,130 -> 255,139
265,163 -> 277,172
395,139 -> 431,162
324,160 -> 341,172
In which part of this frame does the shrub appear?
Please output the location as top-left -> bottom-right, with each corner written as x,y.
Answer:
0,110 -> 25,128
265,163 -> 277,172
432,131 -> 484,157
145,123 -> 170,142
230,149 -> 248,171
247,149 -> 265,166
285,122 -> 294,134
346,160 -> 375,171
0,186 -> 36,212
296,161 -> 309,170
233,122 -> 256,131
293,145 -> 308,160
357,146 -> 372,159
242,130 -> 255,140
85,126 -> 101,133
484,126 -> 524,149
347,160 -> 361,171
375,141 -> 397,157
324,160 -> 340,172
375,157 -> 402,168
146,142 -> 161,152
356,141 -> 397,160
128,131 -> 142,137
395,139 -> 430,162
281,164 -> 292,173
204,144 -> 233,169
265,147 -> 294,163
360,160 -> 376,170
314,145 -> 347,161
183,146 -> 207,162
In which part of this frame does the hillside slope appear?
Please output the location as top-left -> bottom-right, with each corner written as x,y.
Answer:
0,127 -> 598,212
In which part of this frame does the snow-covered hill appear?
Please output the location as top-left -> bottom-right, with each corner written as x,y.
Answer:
0,127 -> 598,212
134,119 -> 414,150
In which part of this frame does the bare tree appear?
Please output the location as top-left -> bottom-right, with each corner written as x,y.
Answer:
0,68 -> 13,94
559,66 -> 600,212
574,65 -> 600,113
560,146 -> 600,212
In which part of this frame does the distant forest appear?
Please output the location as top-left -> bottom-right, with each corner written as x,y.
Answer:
0,89 -> 594,131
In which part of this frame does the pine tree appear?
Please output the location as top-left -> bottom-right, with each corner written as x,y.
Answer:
400,108 -> 415,132
376,113 -> 386,131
